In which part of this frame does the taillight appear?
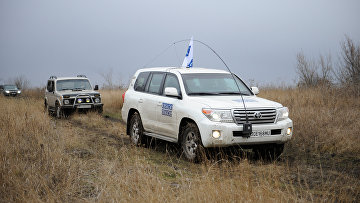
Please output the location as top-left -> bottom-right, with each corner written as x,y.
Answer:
122,91 -> 126,103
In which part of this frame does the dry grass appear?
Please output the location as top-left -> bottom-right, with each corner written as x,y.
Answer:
0,87 -> 359,202
100,89 -> 126,119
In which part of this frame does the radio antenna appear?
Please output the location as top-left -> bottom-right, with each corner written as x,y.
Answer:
145,39 -> 252,136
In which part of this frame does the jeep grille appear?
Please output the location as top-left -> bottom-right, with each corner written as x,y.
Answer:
232,108 -> 276,124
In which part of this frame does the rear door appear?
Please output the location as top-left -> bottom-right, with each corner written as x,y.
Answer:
141,72 -> 165,132
156,73 -> 182,138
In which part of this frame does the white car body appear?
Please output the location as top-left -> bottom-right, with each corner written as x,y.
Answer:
122,67 -> 293,149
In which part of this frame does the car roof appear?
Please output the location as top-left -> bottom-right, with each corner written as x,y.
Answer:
138,67 -> 230,74
50,77 -> 89,81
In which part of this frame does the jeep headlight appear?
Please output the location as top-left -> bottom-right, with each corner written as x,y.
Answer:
277,107 -> 289,121
94,98 -> 100,103
202,108 -> 234,123
17,90 -> 21,94
64,99 -> 70,105
5,90 -> 9,93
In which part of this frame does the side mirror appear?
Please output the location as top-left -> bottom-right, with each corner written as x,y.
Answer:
94,85 -> 99,90
251,86 -> 259,95
164,87 -> 181,99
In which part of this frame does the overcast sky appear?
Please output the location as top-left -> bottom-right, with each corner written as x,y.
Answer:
1,0 -> 359,87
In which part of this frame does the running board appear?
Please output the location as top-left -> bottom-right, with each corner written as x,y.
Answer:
143,132 -> 178,143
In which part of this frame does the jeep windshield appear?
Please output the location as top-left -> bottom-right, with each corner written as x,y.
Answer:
4,85 -> 18,90
182,73 -> 252,96
56,79 -> 92,91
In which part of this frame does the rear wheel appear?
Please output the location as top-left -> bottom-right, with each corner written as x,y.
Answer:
180,122 -> 205,162
55,103 -> 63,119
129,113 -> 145,146
44,101 -> 51,115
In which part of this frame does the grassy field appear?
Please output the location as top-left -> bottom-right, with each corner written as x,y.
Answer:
0,87 -> 359,202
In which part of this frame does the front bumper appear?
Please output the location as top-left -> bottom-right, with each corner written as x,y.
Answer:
62,103 -> 103,110
198,118 -> 293,148
3,92 -> 20,96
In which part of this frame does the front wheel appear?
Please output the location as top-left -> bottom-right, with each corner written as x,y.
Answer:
55,104 -> 63,119
180,122 -> 205,162
129,113 -> 145,146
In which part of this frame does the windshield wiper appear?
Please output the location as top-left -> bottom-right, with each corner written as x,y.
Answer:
217,92 -> 250,96
60,88 -> 72,91
187,92 -> 220,96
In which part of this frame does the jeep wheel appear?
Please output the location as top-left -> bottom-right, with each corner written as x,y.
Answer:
55,104 -> 63,119
45,102 -> 51,115
129,113 -> 145,146
181,122 -> 205,162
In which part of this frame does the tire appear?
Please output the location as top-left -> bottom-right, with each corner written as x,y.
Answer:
45,102 -> 51,115
180,122 -> 205,162
55,103 -> 63,119
129,113 -> 145,146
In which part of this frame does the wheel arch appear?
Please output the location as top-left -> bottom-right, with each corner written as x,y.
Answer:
178,117 -> 199,144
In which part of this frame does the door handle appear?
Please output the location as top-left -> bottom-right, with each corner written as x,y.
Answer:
138,99 -> 143,103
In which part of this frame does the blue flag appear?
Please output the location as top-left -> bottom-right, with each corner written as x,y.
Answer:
182,37 -> 193,68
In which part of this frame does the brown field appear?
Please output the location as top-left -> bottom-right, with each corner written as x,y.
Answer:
0,87 -> 359,202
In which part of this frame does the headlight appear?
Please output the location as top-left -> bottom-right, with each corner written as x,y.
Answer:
64,99 -> 70,105
17,90 -> 21,94
202,108 -> 234,123
5,90 -> 9,93
94,98 -> 100,103
277,107 -> 289,121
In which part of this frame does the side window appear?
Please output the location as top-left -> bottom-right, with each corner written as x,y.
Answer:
163,74 -> 181,95
148,73 -> 165,94
134,72 -> 150,91
47,81 -> 54,92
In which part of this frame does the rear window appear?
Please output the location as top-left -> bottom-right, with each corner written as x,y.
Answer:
134,72 -> 150,91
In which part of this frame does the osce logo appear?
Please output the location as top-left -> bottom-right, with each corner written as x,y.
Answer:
162,103 -> 173,117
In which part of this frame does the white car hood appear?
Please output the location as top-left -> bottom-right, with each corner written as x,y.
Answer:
188,95 -> 282,109
58,90 -> 99,96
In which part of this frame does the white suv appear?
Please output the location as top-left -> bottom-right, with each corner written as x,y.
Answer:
122,67 -> 293,161
45,75 -> 103,118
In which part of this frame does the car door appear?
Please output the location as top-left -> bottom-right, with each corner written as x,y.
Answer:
156,73 -> 182,138
46,80 -> 56,107
141,72 -> 165,133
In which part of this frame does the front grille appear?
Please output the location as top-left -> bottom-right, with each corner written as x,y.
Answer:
233,108 -> 276,124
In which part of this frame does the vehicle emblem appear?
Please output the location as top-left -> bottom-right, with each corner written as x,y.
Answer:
254,112 -> 262,119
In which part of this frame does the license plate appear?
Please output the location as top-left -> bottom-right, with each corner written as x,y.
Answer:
77,105 -> 92,109
251,130 -> 271,137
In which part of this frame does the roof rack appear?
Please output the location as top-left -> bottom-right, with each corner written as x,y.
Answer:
49,76 -> 57,79
77,75 -> 87,78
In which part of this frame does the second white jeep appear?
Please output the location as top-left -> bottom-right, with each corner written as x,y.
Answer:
45,75 -> 103,118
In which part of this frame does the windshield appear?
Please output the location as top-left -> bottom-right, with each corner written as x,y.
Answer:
4,85 -> 18,90
56,79 -> 92,91
182,73 -> 252,96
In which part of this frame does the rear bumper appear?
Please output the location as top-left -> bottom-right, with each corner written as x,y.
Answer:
198,118 -> 293,148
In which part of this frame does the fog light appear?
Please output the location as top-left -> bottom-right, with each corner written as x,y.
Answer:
77,98 -> 82,103
86,98 -> 90,103
212,130 -> 221,139
286,127 -> 292,135
64,100 -> 69,105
